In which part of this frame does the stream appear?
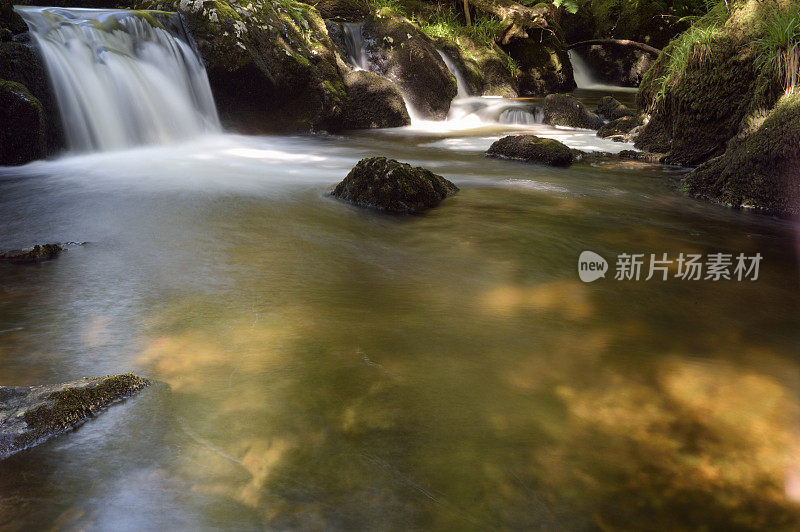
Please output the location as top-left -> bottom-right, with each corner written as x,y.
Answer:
0,88 -> 799,528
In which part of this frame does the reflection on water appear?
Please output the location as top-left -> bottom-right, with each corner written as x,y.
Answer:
0,116 -> 799,529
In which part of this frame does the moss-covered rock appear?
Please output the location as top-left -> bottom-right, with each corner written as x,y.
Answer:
306,0 -> 369,21
331,156 -> 458,213
597,115 -> 640,140
361,8 -> 457,120
337,70 -> 410,130
684,93 -> 800,216
635,0 -> 782,166
543,93 -> 603,129
0,80 -> 46,165
502,24 -> 575,96
486,135 -> 574,166
596,95 -> 635,120
0,0 -> 27,39
136,0 -> 347,133
436,37 -> 518,97
0,243 -> 62,263
0,374 -> 150,459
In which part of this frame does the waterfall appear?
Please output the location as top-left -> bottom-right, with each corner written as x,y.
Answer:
568,49 -> 637,92
568,50 -> 599,89
16,7 -> 220,153
342,22 -> 369,71
436,50 -> 469,99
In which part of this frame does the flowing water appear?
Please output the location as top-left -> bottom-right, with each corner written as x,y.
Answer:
569,49 -> 638,93
16,7 -> 219,152
0,114 -> 799,529
2,7 -> 800,529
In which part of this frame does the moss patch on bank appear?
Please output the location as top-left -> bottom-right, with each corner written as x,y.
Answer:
635,0 -> 786,165
684,92 -> 800,215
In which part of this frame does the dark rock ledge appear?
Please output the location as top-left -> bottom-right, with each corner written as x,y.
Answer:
0,374 -> 150,459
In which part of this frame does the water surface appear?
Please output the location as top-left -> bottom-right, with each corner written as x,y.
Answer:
0,117 -> 799,530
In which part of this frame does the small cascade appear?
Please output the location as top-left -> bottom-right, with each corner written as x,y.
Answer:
445,96 -> 541,126
436,49 -> 470,99
499,108 -> 540,125
342,22 -> 369,71
568,49 -> 638,92
16,6 -> 220,153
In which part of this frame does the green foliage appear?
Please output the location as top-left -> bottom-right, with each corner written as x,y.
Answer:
369,0 -> 408,17
649,1 -> 729,109
754,2 -> 800,93
417,7 -> 501,47
521,0 -> 579,14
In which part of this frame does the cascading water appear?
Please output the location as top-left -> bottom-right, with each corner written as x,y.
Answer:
436,48 -> 539,126
568,49 -> 637,92
436,50 -> 469,99
16,6 -> 220,153
342,22 -> 369,71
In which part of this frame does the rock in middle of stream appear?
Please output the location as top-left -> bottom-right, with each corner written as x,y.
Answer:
331,157 -> 458,214
0,374 -> 150,459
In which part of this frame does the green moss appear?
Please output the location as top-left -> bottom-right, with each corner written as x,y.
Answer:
486,135 -> 574,166
331,157 -> 458,214
683,92 -> 800,215
21,374 -> 150,440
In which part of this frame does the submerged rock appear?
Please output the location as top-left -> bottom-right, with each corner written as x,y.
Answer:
487,135 -> 573,167
597,115 -> 641,141
0,243 -> 62,264
361,8 -> 457,120
337,70 -> 410,130
0,80 -> 45,165
0,374 -> 150,459
596,96 -> 636,121
618,149 -> 666,164
543,93 -> 603,130
683,93 -> 800,216
331,157 -> 458,213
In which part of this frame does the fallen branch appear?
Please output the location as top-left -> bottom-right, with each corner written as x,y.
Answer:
567,39 -> 662,56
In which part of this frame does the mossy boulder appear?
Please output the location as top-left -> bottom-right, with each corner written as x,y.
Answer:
0,80 -> 46,165
136,0 -> 347,133
683,93 -> 800,216
502,24 -> 575,96
596,95 -> 636,120
0,7 -> 63,159
0,0 -> 27,40
543,93 -> 603,129
486,135 -> 574,167
635,0 -> 782,166
0,243 -> 62,263
361,8 -> 457,120
337,70 -> 410,130
436,38 -> 519,97
331,156 -> 458,213
305,0 -> 369,21
0,374 -> 150,459
597,115 -> 640,140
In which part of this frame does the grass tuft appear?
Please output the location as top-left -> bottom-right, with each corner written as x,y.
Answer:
754,2 -> 800,93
